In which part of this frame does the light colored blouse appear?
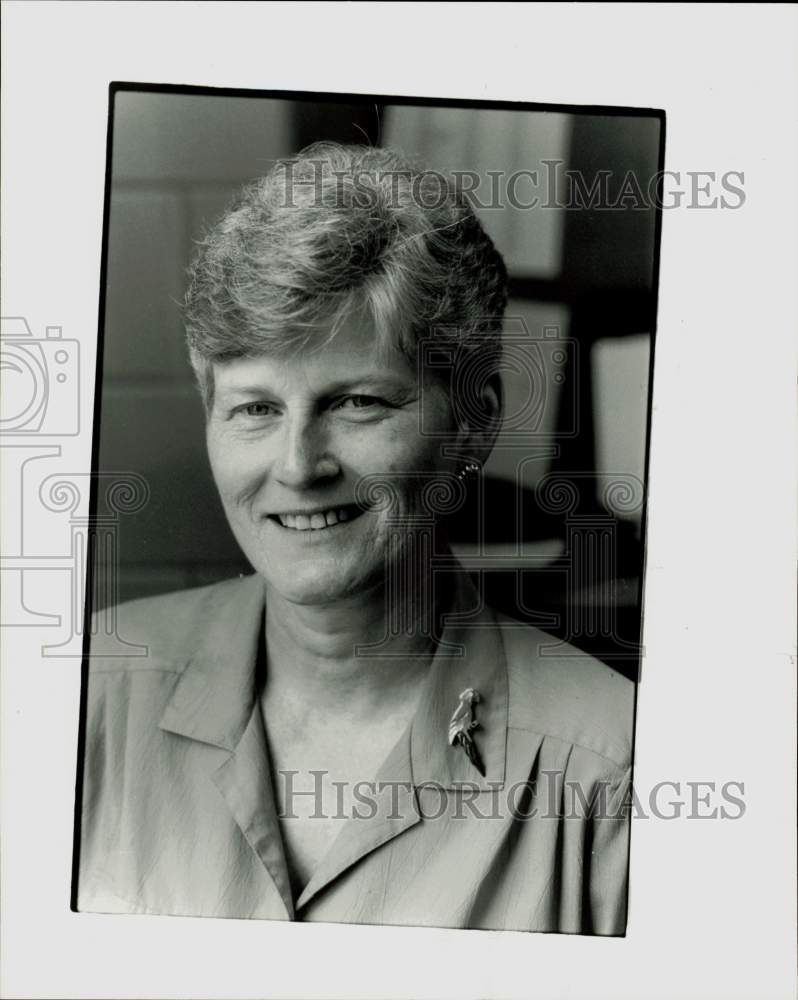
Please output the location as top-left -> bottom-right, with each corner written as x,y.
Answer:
76,569 -> 634,935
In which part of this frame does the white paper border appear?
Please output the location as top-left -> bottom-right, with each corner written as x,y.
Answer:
2,3 -> 796,998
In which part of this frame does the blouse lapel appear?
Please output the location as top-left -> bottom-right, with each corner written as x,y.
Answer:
158,574 -> 293,917
294,723 -> 422,911
410,570 -> 509,791
211,699 -> 295,917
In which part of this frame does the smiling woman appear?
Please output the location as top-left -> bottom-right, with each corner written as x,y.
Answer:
76,142 -> 635,934
205,307 -> 465,608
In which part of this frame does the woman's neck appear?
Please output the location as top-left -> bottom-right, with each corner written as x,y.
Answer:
263,574 -> 448,715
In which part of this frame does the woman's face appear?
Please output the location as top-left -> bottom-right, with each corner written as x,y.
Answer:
206,311 -> 462,606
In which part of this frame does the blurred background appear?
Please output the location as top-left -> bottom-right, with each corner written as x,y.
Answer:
94,88 -> 662,680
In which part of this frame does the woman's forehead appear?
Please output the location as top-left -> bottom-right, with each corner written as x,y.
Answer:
211,340 -> 417,399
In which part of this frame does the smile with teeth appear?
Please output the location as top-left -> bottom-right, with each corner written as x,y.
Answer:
271,505 -> 362,531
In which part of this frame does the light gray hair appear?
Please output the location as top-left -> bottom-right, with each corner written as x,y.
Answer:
182,142 -> 508,412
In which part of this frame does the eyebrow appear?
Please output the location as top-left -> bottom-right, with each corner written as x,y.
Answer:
216,375 -> 416,401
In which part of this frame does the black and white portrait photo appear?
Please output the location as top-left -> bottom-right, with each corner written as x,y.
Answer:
3,6 -> 796,1000
73,87 -> 662,934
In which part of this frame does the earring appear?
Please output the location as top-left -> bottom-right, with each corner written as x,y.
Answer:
456,461 -> 480,481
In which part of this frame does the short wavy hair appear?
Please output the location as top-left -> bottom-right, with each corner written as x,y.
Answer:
183,142 -> 508,413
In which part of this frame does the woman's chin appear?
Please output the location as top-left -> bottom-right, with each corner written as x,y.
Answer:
261,562 -> 376,607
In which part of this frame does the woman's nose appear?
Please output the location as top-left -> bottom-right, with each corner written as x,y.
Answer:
272,415 -> 339,489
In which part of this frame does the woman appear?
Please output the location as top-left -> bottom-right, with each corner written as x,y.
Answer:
76,143 -> 634,935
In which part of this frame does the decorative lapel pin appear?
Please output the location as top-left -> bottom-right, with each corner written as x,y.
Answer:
447,687 -> 486,776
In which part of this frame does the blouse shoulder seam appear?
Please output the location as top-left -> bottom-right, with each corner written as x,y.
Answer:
507,723 -> 631,773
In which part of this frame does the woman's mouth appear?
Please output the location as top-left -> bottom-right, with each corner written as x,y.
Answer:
267,503 -> 366,532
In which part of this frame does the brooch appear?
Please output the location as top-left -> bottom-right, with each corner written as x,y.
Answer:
447,687 -> 485,776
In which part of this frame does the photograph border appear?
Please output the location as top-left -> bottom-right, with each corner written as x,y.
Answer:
2,4 -> 796,999
70,80 -> 666,922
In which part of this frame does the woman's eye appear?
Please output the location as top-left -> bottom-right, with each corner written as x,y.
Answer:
238,402 -> 277,418
336,395 -> 384,410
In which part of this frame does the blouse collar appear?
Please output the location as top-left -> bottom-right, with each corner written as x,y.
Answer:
159,567 -> 509,792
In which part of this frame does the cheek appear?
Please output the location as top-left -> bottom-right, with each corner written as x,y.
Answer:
358,433 -> 449,521
354,434 -> 440,498
207,434 -> 264,506
355,416 -> 445,470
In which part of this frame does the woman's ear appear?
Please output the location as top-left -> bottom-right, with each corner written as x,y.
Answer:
456,371 -> 503,465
